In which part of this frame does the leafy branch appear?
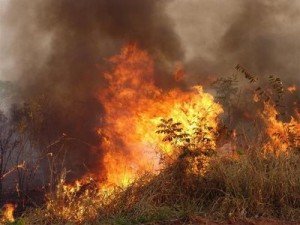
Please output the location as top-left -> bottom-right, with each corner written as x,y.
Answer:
156,118 -> 189,145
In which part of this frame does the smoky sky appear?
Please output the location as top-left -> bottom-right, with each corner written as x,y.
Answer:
1,0 -> 184,125
168,0 -> 300,86
1,0 -> 300,88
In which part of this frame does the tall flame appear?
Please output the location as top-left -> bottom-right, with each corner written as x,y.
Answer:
97,44 -> 223,187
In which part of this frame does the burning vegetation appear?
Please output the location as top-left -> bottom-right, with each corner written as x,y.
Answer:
0,44 -> 298,224
98,44 -> 223,187
0,1 -> 300,225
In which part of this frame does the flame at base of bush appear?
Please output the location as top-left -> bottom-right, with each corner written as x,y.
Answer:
97,44 -> 223,187
44,45 -> 300,224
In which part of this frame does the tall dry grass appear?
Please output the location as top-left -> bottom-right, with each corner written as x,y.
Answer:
95,149 -> 300,222
15,148 -> 300,224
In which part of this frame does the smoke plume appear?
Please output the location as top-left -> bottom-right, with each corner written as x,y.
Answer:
168,0 -> 300,86
0,0 -> 183,179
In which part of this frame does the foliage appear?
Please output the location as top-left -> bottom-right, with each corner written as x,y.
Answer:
156,118 -> 217,157
156,118 -> 188,145
212,74 -> 239,107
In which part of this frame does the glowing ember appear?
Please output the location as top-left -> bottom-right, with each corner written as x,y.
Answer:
287,85 -> 297,93
174,63 -> 185,81
97,44 -> 223,187
253,93 -> 260,102
1,203 -> 15,223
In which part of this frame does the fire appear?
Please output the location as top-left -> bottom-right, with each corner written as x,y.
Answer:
97,44 -> 223,187
44,44 -> 300,224
287,85 -> 297,93
261,102 -> 300,153
1,203 -> 15,223
46,44 -> 223,223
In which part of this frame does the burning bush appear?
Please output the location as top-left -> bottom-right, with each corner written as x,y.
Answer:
3,44 -> 300,224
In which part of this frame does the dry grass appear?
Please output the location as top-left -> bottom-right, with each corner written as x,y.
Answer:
96,150 -> 300,222
201,150 -> 300,219
13,148 -> 300,225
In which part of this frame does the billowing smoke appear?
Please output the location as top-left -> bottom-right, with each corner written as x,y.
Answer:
0,0 -> 184,179
168,0 -> 300,86
167,0 -> 300,130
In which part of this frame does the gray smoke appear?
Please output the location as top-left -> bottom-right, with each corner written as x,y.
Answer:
168,0 -> 300,87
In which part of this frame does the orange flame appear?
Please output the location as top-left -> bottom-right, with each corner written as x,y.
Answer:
47,44 -> 300,223
287,85 -> 297,93
97,44 -> 223,187
261,102 -> 300,154
1,203 -> 15,223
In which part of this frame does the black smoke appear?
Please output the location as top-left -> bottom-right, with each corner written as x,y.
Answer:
0,0 -> 183,179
